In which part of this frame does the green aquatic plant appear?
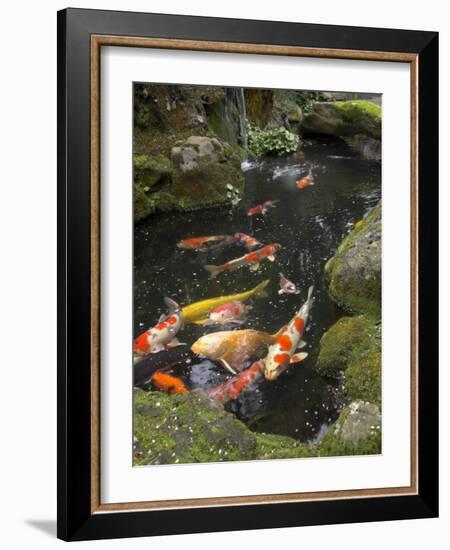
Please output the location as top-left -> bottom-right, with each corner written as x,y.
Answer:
247,124 -> 300,158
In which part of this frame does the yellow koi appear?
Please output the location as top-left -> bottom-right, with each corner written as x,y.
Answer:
181,280 -> 269,325
191,326 -> 283,373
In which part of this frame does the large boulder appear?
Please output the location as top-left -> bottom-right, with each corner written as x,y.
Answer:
171,136 -> 226,172
319,401 -> 381,456
133,389 -> 314,465
325,203 -> 381,320
302,100 -> 381,140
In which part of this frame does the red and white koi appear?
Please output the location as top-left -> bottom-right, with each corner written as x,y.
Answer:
133,298 -> 184,359
278,272 -> 300,295
208,360 -> 265,403
247,200 -> 278,217
263,286 -> 314,380
204,243 -> 281,279
177,235 -> 236,251
234,232 -> 263,251
201,300 -> 252,326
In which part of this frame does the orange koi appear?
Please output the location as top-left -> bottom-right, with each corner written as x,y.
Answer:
151,371 -> 189,395
296,174 -> 315,189
208,360 -> 265,403
204,243 -> 281,279
247,200 -> 278,217
177,235 -> 236,251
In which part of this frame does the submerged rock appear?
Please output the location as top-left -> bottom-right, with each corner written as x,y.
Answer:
319,401 -> 381,456
302,100 -> 381,140
325,203 -> 381,320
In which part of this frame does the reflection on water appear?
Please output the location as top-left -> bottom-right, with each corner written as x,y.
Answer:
134,138 -> 381,441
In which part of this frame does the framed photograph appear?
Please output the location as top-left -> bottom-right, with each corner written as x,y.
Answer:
57,8 -> 438,541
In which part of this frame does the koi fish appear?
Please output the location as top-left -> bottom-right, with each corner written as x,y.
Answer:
234,232 -> 264,251
151,371 -> 189,395
133,345 -> 198,387
263,286 -> 314,380
208,360 -> 265,403
278,272 -> 300,295
177,235 -> 236,251
191,326 -> 284,373
201,300 -> 252,326
182,279 -> 269,325
204,244 -> 281,279
296,173 -> 315,189
247,200 -> 278,217
133,298 -> 184,359
354,219 -> 364,230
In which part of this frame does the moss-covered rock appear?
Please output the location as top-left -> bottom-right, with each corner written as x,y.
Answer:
302,100 -> 381,140
133,84 -> 246,222
134,389 -> 257,465
318,401 -> 381,456
325,203 -> 381,320
316,316 -> 378,375
315,315 -> 381,405
255,432 -> 315,460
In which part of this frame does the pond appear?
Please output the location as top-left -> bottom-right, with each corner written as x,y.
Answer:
134,136 -> 381,441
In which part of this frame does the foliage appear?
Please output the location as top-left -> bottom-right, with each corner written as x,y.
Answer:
247,124 -> 300,158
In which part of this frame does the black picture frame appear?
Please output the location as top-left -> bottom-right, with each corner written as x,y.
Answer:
57,7 -> 438,541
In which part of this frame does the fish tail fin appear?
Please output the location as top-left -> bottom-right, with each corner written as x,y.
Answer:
204,264 -> 222,279
252,279 -> 270,299
164,297 -> 180,313
306,285 -> 314,307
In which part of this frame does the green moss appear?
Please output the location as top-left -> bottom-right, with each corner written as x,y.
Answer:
345,348 -> 381,405
331,100 -> 381,139
255,433 -> 315,460
318,403 -> 381,456
134,390 -> 257,465
325,206 -> 381,319
316,316 -> 378,376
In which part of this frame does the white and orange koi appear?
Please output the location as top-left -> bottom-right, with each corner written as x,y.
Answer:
278,272 -> 300,295
247,200 -> 278,217
204,243 -> 281,279
133,298 -> 184,359
208,360 -> 265,403
263,286 -> 314,380
296,169 -> 315,189
234,232 -> 264,251
177,235 -> 236,251
201,300 -> 251,326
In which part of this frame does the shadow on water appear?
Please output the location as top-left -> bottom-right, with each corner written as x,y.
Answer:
134,137 -> 381,441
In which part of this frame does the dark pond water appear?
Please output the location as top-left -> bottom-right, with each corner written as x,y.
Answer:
134,137 -> 381,441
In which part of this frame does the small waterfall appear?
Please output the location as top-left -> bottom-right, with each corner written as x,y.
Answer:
235,88 -> 248,151
222,88 -> 247,154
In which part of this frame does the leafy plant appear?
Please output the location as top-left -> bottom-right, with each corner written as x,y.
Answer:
247,124 -> 300,158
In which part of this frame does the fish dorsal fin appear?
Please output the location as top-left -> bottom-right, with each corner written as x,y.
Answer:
164,297 -> 180,313
158,314 -> 167,323
290,352 -> 308,364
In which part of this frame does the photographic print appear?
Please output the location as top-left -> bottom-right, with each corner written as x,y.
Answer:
132,83 -> 382,466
